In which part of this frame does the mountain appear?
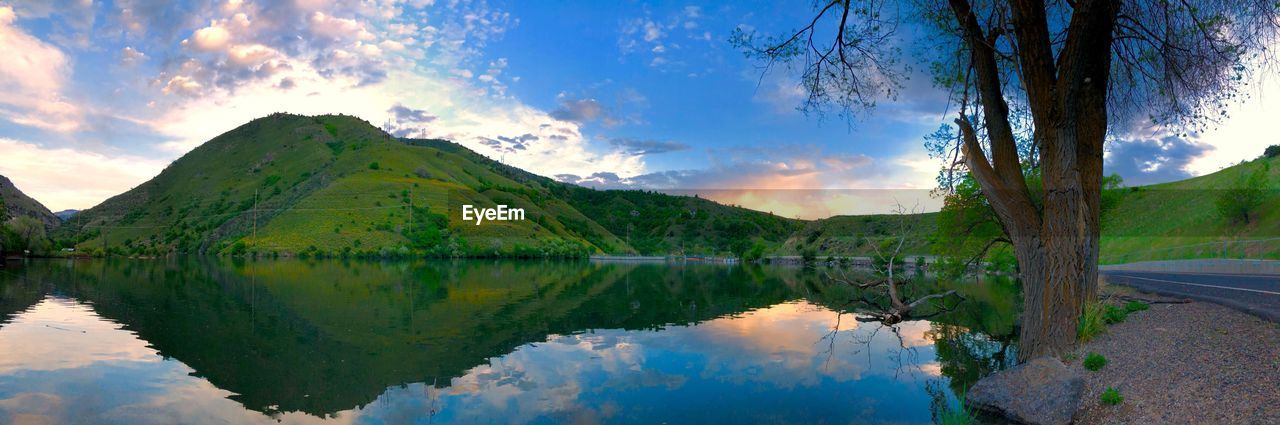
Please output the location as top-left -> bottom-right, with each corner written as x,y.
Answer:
54,210 -> 78,221
61,113 -> 799,257
0,174 -> 59,229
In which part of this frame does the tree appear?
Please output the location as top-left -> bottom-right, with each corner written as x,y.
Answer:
735,0 -> 1280,361
1215,163 -> 1269,224
1265,145 -> 1280,159
6,216 -> 45,254
828,204 -> 963,324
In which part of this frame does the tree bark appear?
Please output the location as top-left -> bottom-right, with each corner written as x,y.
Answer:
950,0 -> 1116,362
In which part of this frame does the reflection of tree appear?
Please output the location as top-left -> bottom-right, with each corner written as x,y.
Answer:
813,270 -> 1021,404
927,323 -> 1017,395
2,258 -> 805,417
826,205 -> 964,324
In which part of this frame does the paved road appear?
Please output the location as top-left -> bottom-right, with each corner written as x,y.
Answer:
1101,270 -> 1280,322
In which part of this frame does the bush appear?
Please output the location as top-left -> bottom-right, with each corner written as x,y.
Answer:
1216,164 -> 1268,224
1103,305 -> 1128,324
800,247 -> 817,265
368,161 -> 380,170
1265,144 -> 1280,158
1100,387 -> 1124,406
1083,353 -> 1108,371
1124,301 -> 1150,313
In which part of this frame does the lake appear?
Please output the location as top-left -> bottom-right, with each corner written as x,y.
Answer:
0,258 -> 1020,424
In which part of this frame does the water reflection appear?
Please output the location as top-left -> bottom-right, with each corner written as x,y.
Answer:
0,259 -> 1019,424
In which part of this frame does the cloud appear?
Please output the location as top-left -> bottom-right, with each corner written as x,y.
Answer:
120,46 -> 147,65
608,138 -> 689,155
617,13 -> 687,70
388,103 -> 437,123
549,97 -> 608,123
1104,133 -> 1214,185
0,138 -> 170,211
0,6 -> 82,132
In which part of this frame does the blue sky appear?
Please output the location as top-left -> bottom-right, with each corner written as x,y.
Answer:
0,0 -> 1275,217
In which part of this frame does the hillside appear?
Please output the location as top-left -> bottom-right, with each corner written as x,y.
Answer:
59,113 -> 799,257
1099,153 -> 1280,263
780,213 -> 938,257
0,174 -> 59,229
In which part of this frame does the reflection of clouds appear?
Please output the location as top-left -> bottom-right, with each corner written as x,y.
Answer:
0,297 -> 153,374
0,297 -> 333,425
347,301 -> 944,423
0,298 -> 947,424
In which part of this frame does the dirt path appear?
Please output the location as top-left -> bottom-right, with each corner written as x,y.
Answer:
1070,287 -> 1280,424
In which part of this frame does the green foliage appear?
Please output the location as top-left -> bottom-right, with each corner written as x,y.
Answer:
1100,387 -> 1124,406
744,240 -> 767,262
1215,163 -> 1269,224
1124,301 -> 1150,312
935,402 -> 976,425
800,247 -> 817,265
1103,305 -> 1128,324
368,161 -> 380,170
1078,302 -> 1108,342
1265,145 -> 1280,158
1083,352 -> 1108,371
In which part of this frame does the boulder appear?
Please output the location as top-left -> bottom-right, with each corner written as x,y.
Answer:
966,356 -> 1083,425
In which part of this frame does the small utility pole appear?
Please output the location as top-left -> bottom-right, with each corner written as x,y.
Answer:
252,189 -> 259,250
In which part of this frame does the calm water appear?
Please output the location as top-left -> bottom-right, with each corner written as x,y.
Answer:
0,259 -> 1019,424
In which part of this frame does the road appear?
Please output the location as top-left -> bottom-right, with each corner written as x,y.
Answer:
1101,270 -> 1280,322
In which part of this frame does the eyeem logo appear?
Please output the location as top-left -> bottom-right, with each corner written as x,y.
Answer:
461,204 -> 525,225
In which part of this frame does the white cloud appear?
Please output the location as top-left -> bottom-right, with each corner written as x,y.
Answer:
120,46 -> 147,64
190,22 -> 232,51
0,138 -> 170,211
0,6 -> 82,132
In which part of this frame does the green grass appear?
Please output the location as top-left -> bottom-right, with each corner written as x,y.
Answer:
936,405 -> 977,425
1100,155 -> 1280,263
1083,352 -> 1107,371
1079,302 -> 1108,342
1103,305 -> 1129,324
1100,387 -> 1124,406
1124,301 -> 1150,312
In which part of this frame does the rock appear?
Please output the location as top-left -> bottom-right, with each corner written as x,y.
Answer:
966,356 -> 1083,425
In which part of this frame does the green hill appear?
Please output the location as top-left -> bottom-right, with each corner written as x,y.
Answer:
1099,153 -> 1280,263
59,113 -> 799,257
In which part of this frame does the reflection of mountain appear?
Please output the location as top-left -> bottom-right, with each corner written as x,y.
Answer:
2,259 -> 804,416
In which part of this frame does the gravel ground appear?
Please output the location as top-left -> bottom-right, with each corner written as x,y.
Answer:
1070,287 -> 1280,424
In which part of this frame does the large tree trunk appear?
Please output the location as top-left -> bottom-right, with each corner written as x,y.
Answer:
951,0 -> 1116,362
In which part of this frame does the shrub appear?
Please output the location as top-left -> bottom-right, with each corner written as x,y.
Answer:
1215,164 -> 1268,224
1079,302 -> 1107,342
1103,305 -> 1128,324
1265,144 -> 1280,158
1124,301 -> 1150,313
1083,353 -> 1108,371
368,161 -> 380,170
800,247 -> 817,265
1100,387 -> 1124,406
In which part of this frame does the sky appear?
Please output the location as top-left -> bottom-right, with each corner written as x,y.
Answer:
0,0 -> 1277,218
